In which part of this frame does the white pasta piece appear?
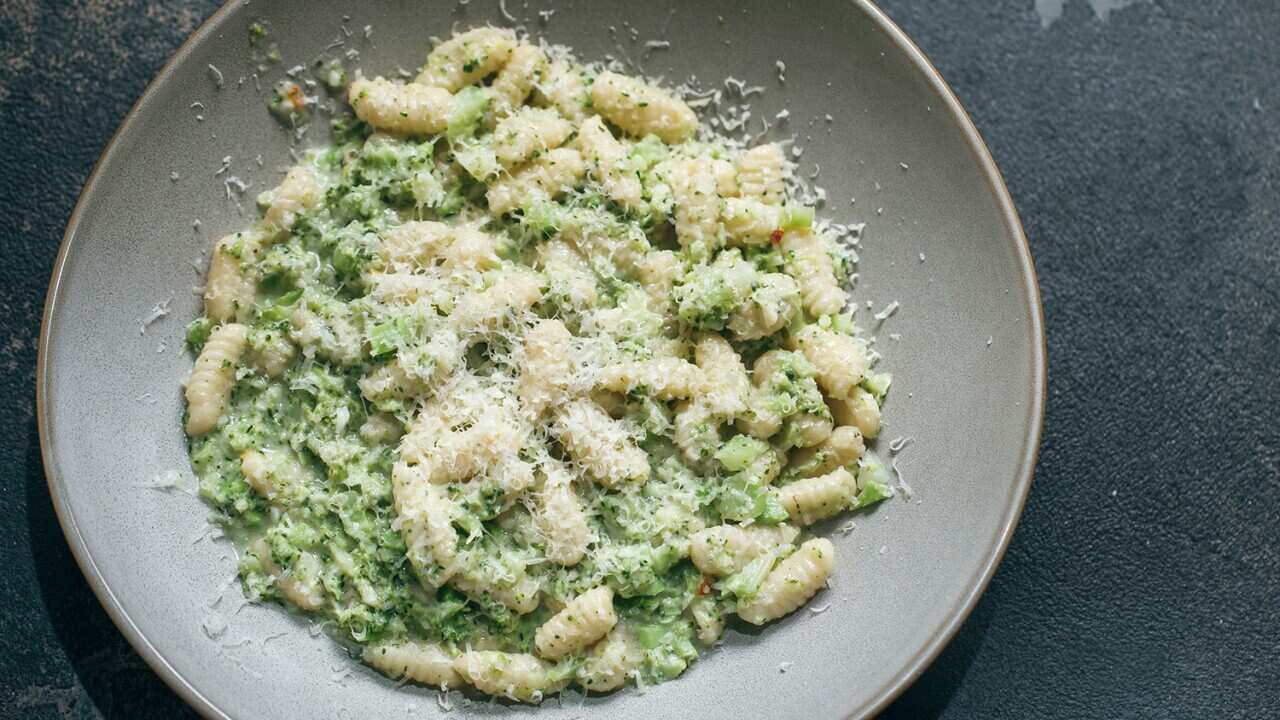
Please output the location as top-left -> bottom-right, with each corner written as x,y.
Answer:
203,232 -> 258,323
248,329 -> 295,378
789,425 -> 865,478
535,60 -> 590,121
728,273 -> 801,341
367,271 -> 447,305
737,144 -> 787,204
673,401 -> 718,465
576,626 -> 643,692
363,642 -> 460,688
576,115 -> 643,210
452,571 -> 543,615
486,147 -> 586,215
721,197 -> 782,245
392,462 -> 460,586
689,523 -> 800,577
349,76 -> 452,135
790,325 -> 867,399
537,240 -> 599,311
238,448 -> 302,504
185,323 -> 248,436
401,411 -> 522,484
492,106 -> 574,168
829,387 -> 882,439
289,305 -> 362,365
554,399 -> 649,486
594,357 -> 705,400
252,538 -> 325,611
777,467 -> 857,526
695,333 -> 750,418
534,586 -> 617,660
489,43 -> 549,114
358,354 -> 439,403
688,595 -> 725,645
359,412 -> 403,444
712,158 -> 739,197
787,413 -> 833,448
239,449 -> 273,499
517,318 -> 575,417
736,538 -> 835,625
453,651 -> 563,702
439,227 -> 502,270
736,393 -> 782,439
589,71 -> 698,143
534,460 -> 592,566
658,157 -> 723,248
553,205 -> 651,273
260,165 -> 321,234
378,221 -> 452,266
416,27 -> 517,91
634,249 -> 682,311
451,268 -> 544,329
782,230 -> 846,316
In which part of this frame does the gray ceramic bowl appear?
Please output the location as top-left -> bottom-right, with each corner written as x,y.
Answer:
38,1 -> 1045,718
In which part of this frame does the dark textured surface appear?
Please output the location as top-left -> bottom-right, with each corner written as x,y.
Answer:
2,1 -> 1277,718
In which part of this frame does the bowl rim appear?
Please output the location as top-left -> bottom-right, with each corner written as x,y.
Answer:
35,2 -> 1046,718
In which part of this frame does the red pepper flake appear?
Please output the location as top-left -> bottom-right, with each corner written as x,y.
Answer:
698,575 -> 712,596
769,228 -> 784,245
286,83 -> 307,111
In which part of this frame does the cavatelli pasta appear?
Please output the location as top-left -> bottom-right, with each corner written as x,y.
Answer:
203,232 -> 259,323
534,586 -> 617,660
518,318 -> 576,418
450,268 -> 543,329
185,322 -> 248,436
577,115 -> 644,211
489,43 -> 549,114
790,325 -> 867,399
534,460 -> 593,566
689,523 -> 800,577
492,106 -> 574,168
659,157 -> 723,249
348,76 -> 453,135
576,626 -> 643,692
553,399 -> 650,487
777,467 -> 858,526
737,143 -> 787,204
789,426 -> 865,478
829,387 -> 882,439
391,463 -> 461,586
363,642 -> 460,688
589,71 -> 699,143
377,220 -> 452,266
782,230 -> 847,316
486,147 -> 586,215
721,197 -> 782,245
454,651 -> 564,702
694,333 -> 751,418
416,27 -> 516,91
594,357 -> 706,400
533,60 -> 590,121
727,272 -> 801,340
260,165 -> 321,234
736,538 -> 835,625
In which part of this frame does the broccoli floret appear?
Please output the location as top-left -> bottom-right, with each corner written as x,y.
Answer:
673,249 -> 757,330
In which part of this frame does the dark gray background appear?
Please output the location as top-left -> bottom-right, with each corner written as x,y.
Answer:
2,0 -> 1277,718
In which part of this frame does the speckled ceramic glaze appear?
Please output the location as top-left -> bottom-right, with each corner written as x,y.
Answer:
38,1 -> 1045,717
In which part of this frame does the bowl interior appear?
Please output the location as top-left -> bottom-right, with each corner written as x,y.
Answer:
39,1 -> 1043,718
